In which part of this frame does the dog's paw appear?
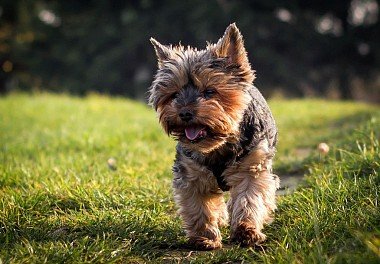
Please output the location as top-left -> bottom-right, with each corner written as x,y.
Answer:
218,211 -> 229,227
188,236 -> 222,250
231,222 -> 266,247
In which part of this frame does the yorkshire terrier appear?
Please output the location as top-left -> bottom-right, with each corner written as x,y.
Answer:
149,23 -> 279,250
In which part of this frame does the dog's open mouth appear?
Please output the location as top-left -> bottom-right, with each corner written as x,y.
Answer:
185,126 -> 207,142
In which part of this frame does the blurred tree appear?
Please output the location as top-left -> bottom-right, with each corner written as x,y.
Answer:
0,0 -> 379,101
0,1 -> 16,93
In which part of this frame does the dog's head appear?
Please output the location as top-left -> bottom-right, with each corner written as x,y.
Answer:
149,23 -> 255,153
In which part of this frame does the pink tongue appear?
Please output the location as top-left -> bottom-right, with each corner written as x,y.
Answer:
185,126 -> 204,140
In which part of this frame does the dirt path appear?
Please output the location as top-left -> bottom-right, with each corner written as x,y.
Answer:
277,174 -> 305,195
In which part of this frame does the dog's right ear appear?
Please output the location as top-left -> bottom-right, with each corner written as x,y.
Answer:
150,38 -> 171,64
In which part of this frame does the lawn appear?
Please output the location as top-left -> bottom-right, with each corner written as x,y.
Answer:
1,93 -> 379,263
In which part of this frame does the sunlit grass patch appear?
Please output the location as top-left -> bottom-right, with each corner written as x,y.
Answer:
0,93 -> 379,263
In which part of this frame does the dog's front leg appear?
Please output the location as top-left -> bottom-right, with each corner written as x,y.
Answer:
226,143 -> 279,247
172,160 -> 226,250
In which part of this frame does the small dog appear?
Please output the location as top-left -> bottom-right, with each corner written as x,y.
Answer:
149,23 -> 279,250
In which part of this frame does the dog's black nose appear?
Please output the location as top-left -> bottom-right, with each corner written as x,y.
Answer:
179,109 -> 193,122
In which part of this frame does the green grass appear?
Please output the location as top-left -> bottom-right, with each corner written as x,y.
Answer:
0,93 -> 379,263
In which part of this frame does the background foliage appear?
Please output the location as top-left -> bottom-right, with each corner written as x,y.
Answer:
1,0 -> 379,101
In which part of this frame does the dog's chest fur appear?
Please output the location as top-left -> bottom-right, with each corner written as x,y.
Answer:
174,86 -> 277,191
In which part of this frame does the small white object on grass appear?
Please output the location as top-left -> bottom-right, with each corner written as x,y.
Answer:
318,143 -> 330,155
107,157 -> 117,170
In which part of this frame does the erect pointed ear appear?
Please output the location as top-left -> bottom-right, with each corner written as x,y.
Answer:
214,23 -> 250,67
150,37 -> 171,64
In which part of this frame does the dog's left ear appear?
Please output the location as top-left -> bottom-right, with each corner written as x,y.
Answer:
214,23 -> 250,68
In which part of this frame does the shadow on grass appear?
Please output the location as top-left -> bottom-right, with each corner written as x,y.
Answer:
1,192 -> 258,261
0,193 -> 189,260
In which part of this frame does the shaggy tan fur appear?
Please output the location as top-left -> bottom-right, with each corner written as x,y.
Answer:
173,139 -> 279,249
149,23 -> 279,250
225,139 -> 280,245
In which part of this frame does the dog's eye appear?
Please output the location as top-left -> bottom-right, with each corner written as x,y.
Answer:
203,89 -> 215,99
171,92 -> 179,100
